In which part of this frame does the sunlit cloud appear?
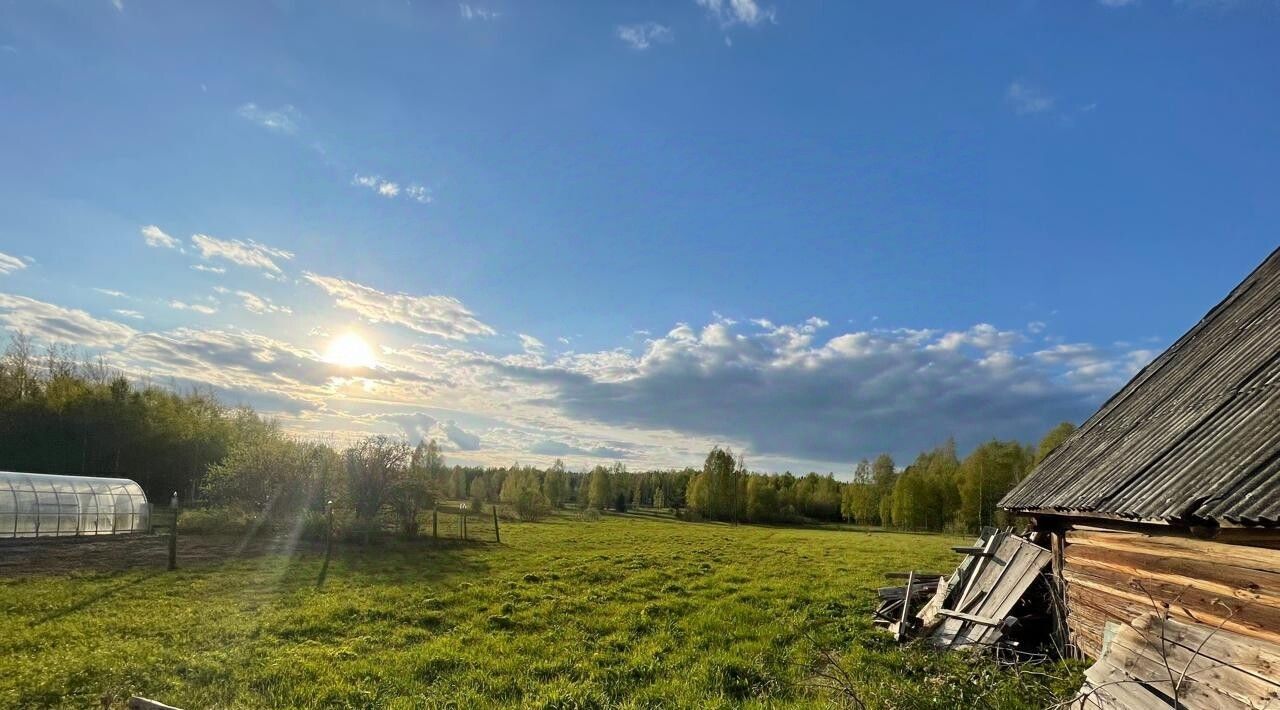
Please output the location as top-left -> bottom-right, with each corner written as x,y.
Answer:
140,225 -> 182,250
191,234 -> 293,274
303,272 -> 495,341
168,299 -> 218,315
0,252 -> 29,275
0,293 -> 137,347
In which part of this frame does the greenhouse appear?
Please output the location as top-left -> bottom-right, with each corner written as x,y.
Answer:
0,471 -> 150,539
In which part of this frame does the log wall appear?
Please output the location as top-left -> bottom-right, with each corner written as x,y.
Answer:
1062,527 -> 1280,659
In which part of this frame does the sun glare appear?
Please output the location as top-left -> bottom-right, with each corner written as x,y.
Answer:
325,332 -> 377,369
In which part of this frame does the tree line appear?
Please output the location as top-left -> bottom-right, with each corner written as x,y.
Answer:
0,332 -> 1074,534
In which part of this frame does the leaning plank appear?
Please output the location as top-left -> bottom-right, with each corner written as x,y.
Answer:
895,571 -> 915,642
129,698 -> 184,710
936,609 -> 1003,627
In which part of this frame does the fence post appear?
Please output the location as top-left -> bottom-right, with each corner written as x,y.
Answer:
493,504 -> 500,543
317,500 -> 334,588
432,505 -> 438,540
167,491 -> 178,571
459,506 -> 465,541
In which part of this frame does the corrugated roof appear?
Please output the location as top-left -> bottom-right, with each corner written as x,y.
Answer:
1000,246 -> 1280,527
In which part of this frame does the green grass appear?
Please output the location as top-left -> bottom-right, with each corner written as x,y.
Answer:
0,512 -> 1080,709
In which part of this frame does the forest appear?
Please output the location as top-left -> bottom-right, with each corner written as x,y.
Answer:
0,332 -> 1074,534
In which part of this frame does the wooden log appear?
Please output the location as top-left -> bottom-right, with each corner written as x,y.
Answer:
1067,530 -> 1280,574
1064,564 -> 1280,648
1066,540 -> 1280,609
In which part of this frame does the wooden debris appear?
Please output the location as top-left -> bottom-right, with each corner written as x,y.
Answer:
932,529 -> 1051,649
871,527 -> 1053,654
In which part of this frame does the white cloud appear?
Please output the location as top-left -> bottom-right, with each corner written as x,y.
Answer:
111,0 -> 123,11
0,252 -> 29,275
696,0 -> 775,28
113,309 -> 144,320
168,300 -> 218,315
95,288 -> 127,298
617,22 -> 673,50
140,224 -> 181,250
519,334 -> 545,355
405,184 -> 432,204
236,103 -> 300,134
1006,81 -> 1055,115
303,272 -> 495,341
191,234 -> 293,274
0,293 -> 137,347
460,3 -> 500,21
929,323 -> 1022,352
489,316 -> 1134,463
233,290 -> 292,316
353,174 -> 427,203
191,264 -> 226,274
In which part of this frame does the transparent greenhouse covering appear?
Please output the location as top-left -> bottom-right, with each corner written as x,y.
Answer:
0,471 -> 150,539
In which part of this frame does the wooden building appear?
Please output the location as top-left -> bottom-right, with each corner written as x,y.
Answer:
1000,247 -> 1280,662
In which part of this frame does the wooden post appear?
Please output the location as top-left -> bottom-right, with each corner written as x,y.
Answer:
317,500 -> 334,588
167,491 -> 178,571
432,505 -> 438,540
895,570 -> 915,642
492,504 -> 500,543
459,506 -> 465,541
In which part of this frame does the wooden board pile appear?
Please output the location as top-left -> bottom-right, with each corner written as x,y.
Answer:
875,527 -> 1054,651
1075,613 -> 1280,709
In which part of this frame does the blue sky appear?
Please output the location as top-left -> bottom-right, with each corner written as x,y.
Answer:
1,0 -> 1277,473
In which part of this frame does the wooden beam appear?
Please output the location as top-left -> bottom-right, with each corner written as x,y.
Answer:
937,609 -> 1004,627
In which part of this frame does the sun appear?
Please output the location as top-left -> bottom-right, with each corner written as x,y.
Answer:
325,332 -> 377,369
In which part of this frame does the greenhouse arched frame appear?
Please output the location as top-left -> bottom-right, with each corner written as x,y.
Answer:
0,471 -> 150,539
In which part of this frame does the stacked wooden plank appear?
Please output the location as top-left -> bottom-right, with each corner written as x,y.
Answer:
1075,614 -> 1280,709
873,528 -> 1054,652
930,528 -> 1053,649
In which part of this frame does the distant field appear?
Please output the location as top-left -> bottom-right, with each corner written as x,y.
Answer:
0,512 -> 1080,709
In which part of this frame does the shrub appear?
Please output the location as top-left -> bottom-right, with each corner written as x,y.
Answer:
579,508 -> 602,522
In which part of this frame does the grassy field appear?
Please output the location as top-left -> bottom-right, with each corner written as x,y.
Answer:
0,512 -> 1080,709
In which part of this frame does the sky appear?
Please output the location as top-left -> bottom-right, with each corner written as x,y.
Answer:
1,0 -> 1277,474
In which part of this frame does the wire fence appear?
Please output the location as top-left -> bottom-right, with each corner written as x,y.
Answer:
430,503 -> 500,543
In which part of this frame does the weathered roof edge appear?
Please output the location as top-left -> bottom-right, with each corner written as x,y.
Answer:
999,245 -> 1280,524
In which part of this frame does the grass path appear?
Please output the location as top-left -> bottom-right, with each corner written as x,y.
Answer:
0,513 -> 1079,708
